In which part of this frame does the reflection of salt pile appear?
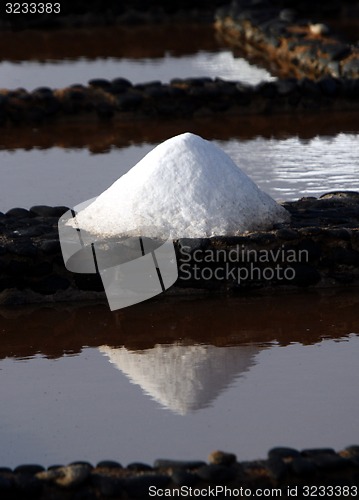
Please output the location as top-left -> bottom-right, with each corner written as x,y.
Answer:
73,133 -> 289,239
99,344 -> 262,415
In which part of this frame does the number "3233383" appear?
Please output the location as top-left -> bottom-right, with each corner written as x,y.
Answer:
5,3 -> 61,14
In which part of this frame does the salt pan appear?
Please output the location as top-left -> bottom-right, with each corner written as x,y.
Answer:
72,133 -> 289,238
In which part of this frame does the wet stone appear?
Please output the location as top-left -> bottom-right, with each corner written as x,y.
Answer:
91,474 -> 123,497
72,487 -> 98,500
135,81 -> 162,91
184,77 -> 213,87
88,79 -> 111,90
14,464 -> 45,475
326,247 -> 359,266
299,78 -> 321,97
123,475 -> 171,499
144,86 -> 169,99
30,205 -> 69,218
327,61 -> 340,77
0,467 -> 12,473
11,226 -> 44,238
268,447 -> 301,460
197,464 -> 236,482
117,92 -> 144,111
126,463 -> 153,472
8,241 -> 38,257
291,457 -> 317,476
266,457 -> 288,481
37,464 -> 92,488
6,260 -> 31,276
69,462 -> 94,468
342,58 -> 359,77
177,238 -> 208,254
73,273 -> 104,292
342,78 -> 359,98
154,459 -> 206,470
290,264 -> 321,287
95,102 -> 115,119
31,275 -> 71,294
320,191 -> 359,201
96,460 -> 122,469
276,79 -> 298,96
68,90 -> 86,102
275,228 -> 298,240
301,448 -> 336,457
15,474 -> 43,496
6,208 -> 32,218
279,8 -> 296,22
256,81 -> 277,98
344,445 -> 359,457
0,475 -> 12,493
112,77 -> 132,89
32,86 -> 53,97
208,451 -> 237,466
318,76 -> 339,97
311,454 -> 351,470
47,465 -> 64,470
171,469 -> 198,487
39,239 -> 61,255
322,43 -> 351,62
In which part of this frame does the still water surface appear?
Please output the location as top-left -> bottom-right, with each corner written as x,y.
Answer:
0,51 -> 274,90
0,133 -> 358,211
0,291 -> 358,467
0,24 -> 273,90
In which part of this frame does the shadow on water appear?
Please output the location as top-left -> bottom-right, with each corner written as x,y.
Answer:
0,24 -> 223,62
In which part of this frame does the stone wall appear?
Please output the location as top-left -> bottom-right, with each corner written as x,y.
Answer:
0,74 -> 358,128
0,447 -> 358,499
215,1 -> 359,79
1,192 -> 359,305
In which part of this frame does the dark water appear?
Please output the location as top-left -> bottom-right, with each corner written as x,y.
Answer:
0,24 -> 273,90
0,291 -> 358,467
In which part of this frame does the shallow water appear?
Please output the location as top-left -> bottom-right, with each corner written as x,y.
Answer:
0,51 -> 274,91
1,132 -> 358,211
0,24 -> 273,90
0,291 -> 358,467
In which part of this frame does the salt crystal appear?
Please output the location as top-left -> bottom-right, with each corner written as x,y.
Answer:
72,133 -> 289,238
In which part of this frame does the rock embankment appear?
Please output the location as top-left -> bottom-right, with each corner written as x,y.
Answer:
0,447 -> 358,499
215,1 -> 359,79
0,192 -> 359,305
0,74 -> 358,127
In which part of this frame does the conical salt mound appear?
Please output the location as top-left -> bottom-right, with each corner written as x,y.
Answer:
73,133 -> 289,239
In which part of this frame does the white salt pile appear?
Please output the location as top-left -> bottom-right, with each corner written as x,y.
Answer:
72,132 -> 289,238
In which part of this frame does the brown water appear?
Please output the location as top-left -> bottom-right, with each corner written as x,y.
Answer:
0,24 -> 273,90
0,290 -> 358,467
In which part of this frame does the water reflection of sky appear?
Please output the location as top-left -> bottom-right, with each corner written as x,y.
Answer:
0,336 -> 358,467
0,133 -> 358,211
0,292 -> 358,467
0,51 -> 274,91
